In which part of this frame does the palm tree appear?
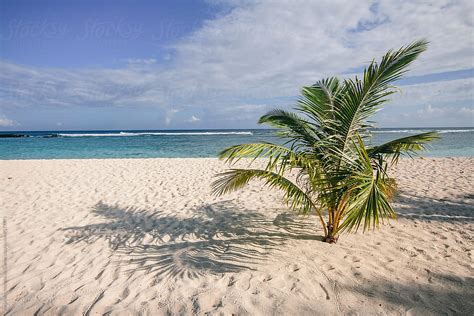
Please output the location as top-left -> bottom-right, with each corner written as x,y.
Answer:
212,40 -> 439,243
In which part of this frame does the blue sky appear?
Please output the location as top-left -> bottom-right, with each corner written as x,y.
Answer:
0,0 -> 473,130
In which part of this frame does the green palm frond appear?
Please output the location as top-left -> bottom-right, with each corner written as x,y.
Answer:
297,77 -> 342,128
339,174 -> 396,233
337,137 -> 396,233
218,140 -> 327,193
258,109 -> 320,149
368,131 -> 439,163
218,142 -> 320,175
219,142 -> 295,163
211,168 -> 318,215
334,40 -> 428,153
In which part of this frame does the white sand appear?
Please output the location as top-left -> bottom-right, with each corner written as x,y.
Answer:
1,157 -> 473,315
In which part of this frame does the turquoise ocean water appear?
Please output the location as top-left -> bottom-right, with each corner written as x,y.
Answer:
0,128 -> 473,159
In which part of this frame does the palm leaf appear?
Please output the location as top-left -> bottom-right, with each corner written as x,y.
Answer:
337,137 -> 396,233
258,109 -> 319,149
368,131 -> 439,163
211,168 -> 317,215
297,77 -> 342,128
218,142 -> 320,175
219,142 -> 295,163
334,40 -> 429,154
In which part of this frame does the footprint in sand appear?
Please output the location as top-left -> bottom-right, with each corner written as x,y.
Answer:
227,276 -> 236,287
263,275 -> 273,282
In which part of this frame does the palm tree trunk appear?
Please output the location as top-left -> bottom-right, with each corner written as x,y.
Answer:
323,208 -> 338,243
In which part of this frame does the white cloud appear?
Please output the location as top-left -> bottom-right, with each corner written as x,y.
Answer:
168,0 -> 473,98
396,104 -> 474,127
187,115 -> 201,123
207,103 -> 273,123
126,58 -> 157,65
416,104 -> 474,119
393,78 -> 474,106
0,0 -> 472,128
460,107 -> 474,116
377,78 -> 473,127
0,115 -> 15,127
164,109 -> 179,125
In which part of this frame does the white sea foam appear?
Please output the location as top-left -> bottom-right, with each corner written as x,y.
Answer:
437,129 -> 474,134
57,131 -> 253,137
373,129 -> 474,134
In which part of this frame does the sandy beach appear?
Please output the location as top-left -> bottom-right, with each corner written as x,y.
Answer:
1,157 -> 473,315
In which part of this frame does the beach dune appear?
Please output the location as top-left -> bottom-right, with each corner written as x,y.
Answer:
1,158 -> 473,315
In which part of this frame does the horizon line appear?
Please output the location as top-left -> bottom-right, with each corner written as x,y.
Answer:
1,126 -> 473,133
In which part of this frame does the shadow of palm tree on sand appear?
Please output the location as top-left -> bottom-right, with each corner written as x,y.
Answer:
62,201 -> 321,280
393,190 -> 474,222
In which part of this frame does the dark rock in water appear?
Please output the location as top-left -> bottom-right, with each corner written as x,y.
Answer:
0,133 -> 27,138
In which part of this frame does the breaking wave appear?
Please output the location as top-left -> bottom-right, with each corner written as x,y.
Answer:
55,131 -> 253,137
373,129 -> 474,134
